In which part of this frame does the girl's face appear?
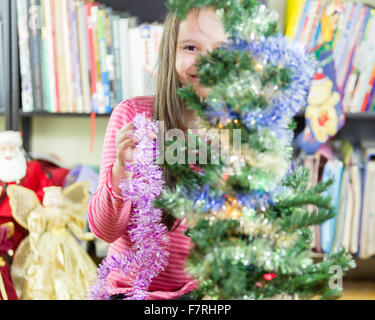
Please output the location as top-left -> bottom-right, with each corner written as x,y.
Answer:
176,7 -> 227,98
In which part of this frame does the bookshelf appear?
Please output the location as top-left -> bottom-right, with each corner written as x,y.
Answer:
8,0 -> 167,161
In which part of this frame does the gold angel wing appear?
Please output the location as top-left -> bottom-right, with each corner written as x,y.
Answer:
62,181 -> 90,217
7,185 -> 41,230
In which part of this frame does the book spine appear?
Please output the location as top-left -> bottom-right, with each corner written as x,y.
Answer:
43,0 -> 58,113
28,0 -> 44,111
54,0 -> 68,112
106,9 -> 116,110
96,8 -> 110,114
17,0 -> 34,112
87,3 -> 101,113
86,3 -> 98,113
40,0 -> 50,112
68,0 -> 83,113
49,0 -> 60,112
119,18 -> 131,100
61,0 -> 75,113
112,15 -> 122,105
76,0 -> 91,113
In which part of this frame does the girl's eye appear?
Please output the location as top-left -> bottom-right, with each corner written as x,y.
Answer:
184,45 -> 198,52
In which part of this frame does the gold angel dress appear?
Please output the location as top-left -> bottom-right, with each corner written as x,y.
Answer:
7,182 -> 97,300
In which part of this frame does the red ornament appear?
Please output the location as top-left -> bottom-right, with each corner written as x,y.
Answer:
263,273 -> 277,281
222,173 -> 231,181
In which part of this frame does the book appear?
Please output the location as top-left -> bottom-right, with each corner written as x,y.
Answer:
358,150 -> 375,258
111,14 -> 122,105
349,149 -> 363,254
54,0 -> 69,112
40,0 -> 50,112
96,7 -> 111,114
17,0 -> 34,112
28,0 -> 44,111
332,140 -> 353,252
128,26 -> 144,98
118,16 -> 134,100
41,0 -> 58,113
61,0 -> 75,113
320,158 -> 344,254
76,0 -> 92,113
331,164 -> 350,252
86,2 -> 100,113
68,0 -> 83,113
105,7 -> 116,110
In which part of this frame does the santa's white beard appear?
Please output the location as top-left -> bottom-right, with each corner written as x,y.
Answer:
0,151 -> 27,183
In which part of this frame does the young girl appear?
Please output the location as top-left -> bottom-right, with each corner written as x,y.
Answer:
88,6 -> 228,300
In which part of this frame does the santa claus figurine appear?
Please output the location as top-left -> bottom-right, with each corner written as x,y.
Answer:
0,131 -> 51,256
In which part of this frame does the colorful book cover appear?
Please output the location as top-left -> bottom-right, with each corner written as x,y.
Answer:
28,0 -> 44,111
17,0 -> 34,112
297,42 -> 345,154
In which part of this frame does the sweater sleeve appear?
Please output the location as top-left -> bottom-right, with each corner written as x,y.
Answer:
88,100 -> 136,243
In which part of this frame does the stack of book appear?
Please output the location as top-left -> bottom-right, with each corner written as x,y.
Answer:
303,141 -> 375,259
16,0 -> 163,114
285,0 -> 375,113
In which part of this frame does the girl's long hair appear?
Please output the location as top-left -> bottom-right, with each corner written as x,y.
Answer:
153,11 -> 187,231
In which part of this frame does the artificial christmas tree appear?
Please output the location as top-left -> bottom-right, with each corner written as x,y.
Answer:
155,0 -> 356,300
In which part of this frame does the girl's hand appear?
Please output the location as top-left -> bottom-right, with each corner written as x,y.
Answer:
112,122 -> 136,182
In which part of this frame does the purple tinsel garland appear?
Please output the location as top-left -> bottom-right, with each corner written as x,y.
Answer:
89,113 -> 169,300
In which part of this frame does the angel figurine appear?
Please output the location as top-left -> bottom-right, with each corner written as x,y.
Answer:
7,182 -> 97,300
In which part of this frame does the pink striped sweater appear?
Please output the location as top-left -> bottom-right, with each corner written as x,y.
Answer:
88,96 -> 198,300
